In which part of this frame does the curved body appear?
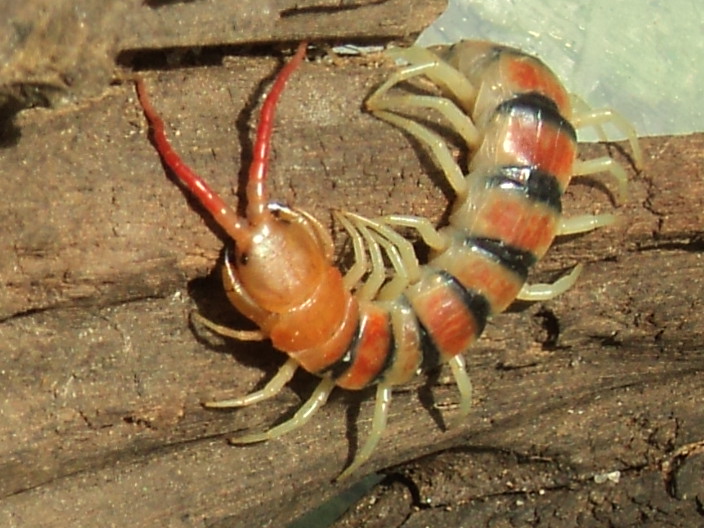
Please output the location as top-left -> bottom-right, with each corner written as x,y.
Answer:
136,40 -> 640,479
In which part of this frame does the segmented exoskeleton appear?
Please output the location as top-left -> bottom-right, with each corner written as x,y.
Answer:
136,41 -> 641,480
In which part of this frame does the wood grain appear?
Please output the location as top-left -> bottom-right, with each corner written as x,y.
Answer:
1,1 -> 702,525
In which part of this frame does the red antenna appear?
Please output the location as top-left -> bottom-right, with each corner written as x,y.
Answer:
246,41 -> 308,221
135,42 -> 308,244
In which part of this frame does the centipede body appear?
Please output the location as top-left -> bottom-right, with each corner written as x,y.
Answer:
135,40 -> 641,480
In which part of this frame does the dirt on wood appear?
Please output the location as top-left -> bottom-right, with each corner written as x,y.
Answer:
1,1 -> 702,527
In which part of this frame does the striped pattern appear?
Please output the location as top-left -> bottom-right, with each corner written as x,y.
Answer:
305,44 -> 577,389
485,166 -> 562,214
323,268 -> 491,388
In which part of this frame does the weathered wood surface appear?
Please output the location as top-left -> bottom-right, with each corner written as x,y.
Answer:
1,1 -> 703,526
1,0 -> 440,108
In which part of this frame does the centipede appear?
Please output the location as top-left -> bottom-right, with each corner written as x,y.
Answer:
135,40 -> 642,480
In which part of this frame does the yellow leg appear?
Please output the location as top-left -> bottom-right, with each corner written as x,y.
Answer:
371,110 -> 468,197
445,354 -> 473,429
516,264 -> 584,302
336,383 -> 392,481
203,358 -> 299,408
228,377 -> 336,444
192,311 -> 265,341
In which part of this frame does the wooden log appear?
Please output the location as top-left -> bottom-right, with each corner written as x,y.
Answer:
1,1 -> 702,525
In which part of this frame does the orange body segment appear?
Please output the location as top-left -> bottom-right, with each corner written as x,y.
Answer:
473,193 -> 557,257
505,56 -> 570,114
432,247 -> 524,313
290,295 -> 360,374
498,114 -> 577,184
268,267 -> 350,352
410,278 -> 480,362
336,304 -> 392,390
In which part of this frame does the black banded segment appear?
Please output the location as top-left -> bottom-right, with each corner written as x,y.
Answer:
437,270 -> 490,336
415,272 -> 491,372
495,92 -> 577,142
464,237 -> 537,280
405,295 -> 442,373
325,307 -> 395,386
417,318 -> 442,372
485,165 -> 562,213
369,313 -> 397,386
323,318 -> 361,379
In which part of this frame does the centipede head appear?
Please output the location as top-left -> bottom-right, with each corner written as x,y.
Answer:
226,202 -> 334,315
213,41 -> 335,318
138,42 -> 332,325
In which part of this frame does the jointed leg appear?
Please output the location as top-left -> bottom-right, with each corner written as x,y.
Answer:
339,210 -> 420,301
362,217 -> 420,280
516,264 -> 584,302
229,377 -> 336,444
569,94 -> 609,143
446,354 -> 473,428
355,222 -> 387,302
192,311 -> 265,341
204,358 -> 298,408
335,211 -> 369,291
570,104 -> 643,170
569,95 -> 641,205
366,46 -> 478,111
368,233 -> 415,301
558,214 -> 616,236
372,110 -> 468,197
573,157 -> 630,202
369,94 -> 481,149
336,383 -> 393,481
376,214 -> 450,252
344,212 -> 422,300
